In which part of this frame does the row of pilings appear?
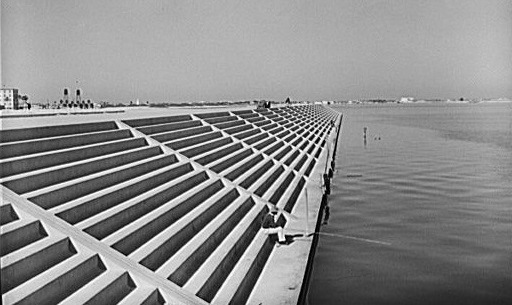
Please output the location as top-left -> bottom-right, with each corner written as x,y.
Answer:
298,113 -> 343,304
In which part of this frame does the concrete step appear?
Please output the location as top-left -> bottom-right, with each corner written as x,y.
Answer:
179,198 -> 259,291
58,268 -> 131,304
0,129 -> 133,159
214,119 -> 245,130
231,110 -> 254,116
282,177 -> 306,213
1,237 -> 76,294
284,150 -> 301,167
253,119 -> 272,128
253,136 -> 277,151
72,271 -> 136,304
104,174 -> 219,247
233,128 -> 260,140
270,116 -> 284,123
195,111 -> 231,119
0,137 -> 148,178
126,185 -> 234,264
253,165 -> 285,197
263,113 -> 279,119
137,119 -> 201,135
268,172 -> 296,204
181,137 -> 233,158
27,154 -> 178,210
225,154 -> 264,182
246,116 -> 265,124
55,162 -> 194,226
153,192 -> 248,280
288,125 -> 300,132
304,158 -> 317,177
165,196 -> 254,286
195,143 -> 244,166
0,121 -> 118,143
2,146 -> 163,194
261,123 -> 278,131
139,188 -> 240,272
204,115 -> 237,124
166,131 -> 222,150
218,233 -> 274,305
314,144 -> 323,159
0,204 -> 18,226
237,113 -> 259,119
283,122 -> 294,129
263,140 -> 284,156
275,129 -> 291,139
110,180 -> 225,256
283,133 -> 297,143
274,145 -> 292,161
299,139 -> 310,150
3,253 -> 105,305
239,160 -> 274,189
307,142 -> 317,155
152,125 -> 211,143
210,148 -> 254,174
0,220 -> 47,256
117,286 -> 164,305
224,124 -> 253,135
267,126 -> 284,135
196,206 -> 267,303
122,114 -> 191,128
294,153 -> 309,172
243,132 -> 268,145
83,171 -> 209,241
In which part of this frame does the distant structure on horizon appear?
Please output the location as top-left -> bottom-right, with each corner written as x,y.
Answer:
59,87 -> 95,109
0,88 -> 20,109
76,89 -> 82,103
63,88 -> 70,103
399,97 -> 415,103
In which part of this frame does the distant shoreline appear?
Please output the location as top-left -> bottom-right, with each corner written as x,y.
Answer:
0,103 -> 263,119
1,99 -> 510,120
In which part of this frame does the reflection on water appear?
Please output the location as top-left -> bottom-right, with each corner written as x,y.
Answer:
309,103 -> 512,305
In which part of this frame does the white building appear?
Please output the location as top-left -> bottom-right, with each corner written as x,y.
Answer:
0,88 -> 20,109
399,97 -> 414,103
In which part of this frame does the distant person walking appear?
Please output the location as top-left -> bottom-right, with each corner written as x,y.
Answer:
262,205 -> 286,245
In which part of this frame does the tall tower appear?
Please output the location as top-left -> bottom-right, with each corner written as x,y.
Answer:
76,89 -> 81,104
63,88 -> 69,103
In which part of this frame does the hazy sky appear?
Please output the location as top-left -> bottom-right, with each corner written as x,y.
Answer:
1,0 -> 511,102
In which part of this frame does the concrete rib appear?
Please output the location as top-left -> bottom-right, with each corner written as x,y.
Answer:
161,196 -> 253,282
210,232 -> 268,305
77,172 -> 205,239
116,286 -> 162,305
140,189 -> 239,273
68,163 -> 194,228
2,251 -> 100,304
102,178 -> 217,249
57,267 -> 127,304
182,202 -> 261,294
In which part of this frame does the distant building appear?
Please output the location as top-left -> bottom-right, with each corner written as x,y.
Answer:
399,97 -> 414,103
0,88 -> 20,109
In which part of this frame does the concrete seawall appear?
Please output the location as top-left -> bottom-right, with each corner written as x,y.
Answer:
1,104 -> 342,304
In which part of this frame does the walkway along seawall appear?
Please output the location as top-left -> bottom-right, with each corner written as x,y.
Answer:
0,104 -> 342,304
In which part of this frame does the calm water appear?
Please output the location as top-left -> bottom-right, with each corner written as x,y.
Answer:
309,103 -> 512,305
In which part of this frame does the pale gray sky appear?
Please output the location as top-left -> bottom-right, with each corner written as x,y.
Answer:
1,0 -> 511,102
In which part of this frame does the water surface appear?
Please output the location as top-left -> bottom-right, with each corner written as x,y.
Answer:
309,103 -> 512,305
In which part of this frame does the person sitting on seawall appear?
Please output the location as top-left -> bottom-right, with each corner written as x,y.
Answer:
262,205 -> 286,246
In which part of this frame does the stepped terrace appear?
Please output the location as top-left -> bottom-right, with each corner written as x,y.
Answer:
1,104 -> 341,304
